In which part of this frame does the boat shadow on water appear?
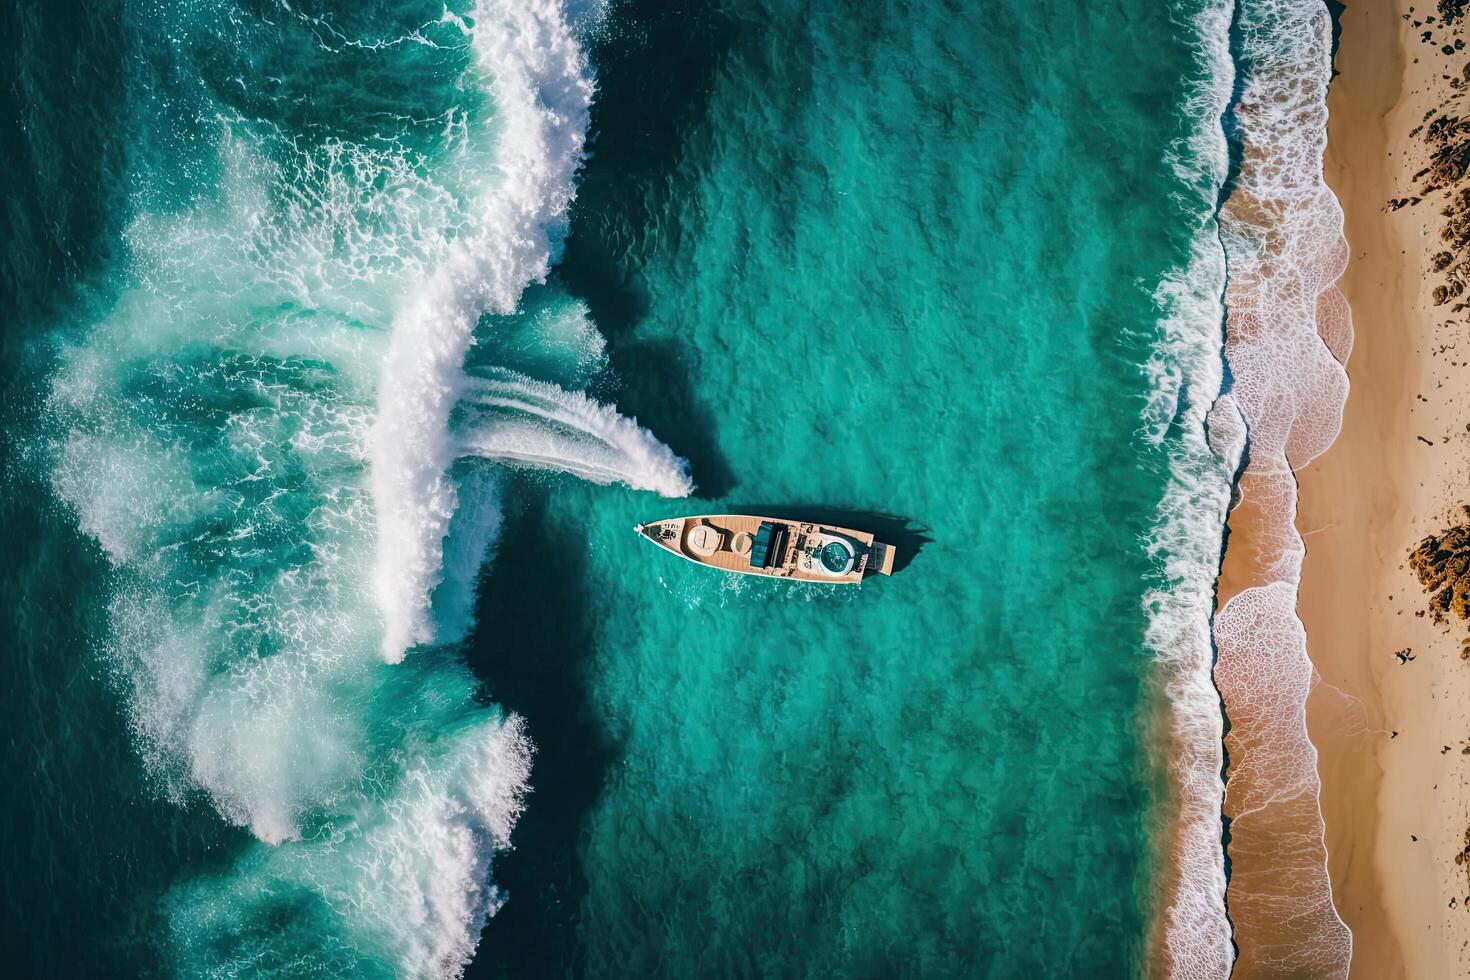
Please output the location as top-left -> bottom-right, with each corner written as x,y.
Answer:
597,333 -> 738,499
553,0 -> 742,502
726,505 -> 932,575
465,482 -> 619,977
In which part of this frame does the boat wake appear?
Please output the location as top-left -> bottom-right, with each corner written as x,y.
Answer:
458,371 -> 694,496
426,369 -> 692,646
43,0 -> 684,975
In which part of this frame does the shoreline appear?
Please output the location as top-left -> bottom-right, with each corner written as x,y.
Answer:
1301,1 -> 1470,976
1207,0 -> 1352,971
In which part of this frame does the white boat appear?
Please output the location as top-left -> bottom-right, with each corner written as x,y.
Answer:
634,514 -> 896,584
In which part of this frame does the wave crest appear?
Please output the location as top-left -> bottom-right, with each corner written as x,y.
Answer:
370,0 -> 599,663
44,1 -> 680,975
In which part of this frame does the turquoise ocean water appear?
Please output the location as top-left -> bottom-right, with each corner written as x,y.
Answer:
2,0 -> 1244,975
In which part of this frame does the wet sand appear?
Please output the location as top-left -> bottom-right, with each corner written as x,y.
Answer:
1300,1 -> 1470,975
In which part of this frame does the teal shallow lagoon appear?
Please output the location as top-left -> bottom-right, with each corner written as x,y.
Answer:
1,0 -> 1228,975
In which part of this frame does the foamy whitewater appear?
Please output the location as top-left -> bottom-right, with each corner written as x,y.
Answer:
13,0 -> 1368,972
1147,0 -> 1351,975
369,0 -> 664,664
1210,0 -> 1353,973
42,0 -> 687,974
1143,3 -> 1237,973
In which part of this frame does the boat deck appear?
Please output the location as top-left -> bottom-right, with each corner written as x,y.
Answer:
637,514 -> 893,583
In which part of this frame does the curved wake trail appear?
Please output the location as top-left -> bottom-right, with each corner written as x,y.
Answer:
371,0 -> 596,663
457,372 -> 694,495
42,0 -> 683,975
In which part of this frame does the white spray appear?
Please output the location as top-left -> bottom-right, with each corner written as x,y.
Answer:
372,0 -> 599,663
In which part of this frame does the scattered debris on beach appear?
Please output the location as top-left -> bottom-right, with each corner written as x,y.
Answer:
1409,507 -> 1470,626
1403,7 -> 1470,310
1456,826 -> 1470,902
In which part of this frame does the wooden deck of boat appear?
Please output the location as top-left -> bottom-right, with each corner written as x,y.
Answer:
689,515 -> 808,577
647,514 -> 879,583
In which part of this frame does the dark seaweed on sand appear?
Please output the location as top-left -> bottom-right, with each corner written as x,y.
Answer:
1408,507 -> 1470,635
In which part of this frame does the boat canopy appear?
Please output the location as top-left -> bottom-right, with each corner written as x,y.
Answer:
749,520 -> 787,569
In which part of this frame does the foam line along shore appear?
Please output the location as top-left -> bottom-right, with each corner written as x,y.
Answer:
1208,0 -> 1353,974
1146,0 -> 1355,973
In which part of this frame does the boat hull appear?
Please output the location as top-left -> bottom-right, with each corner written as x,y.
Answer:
634,514 -> 896,583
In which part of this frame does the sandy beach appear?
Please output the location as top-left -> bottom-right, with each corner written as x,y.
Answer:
1300,1 -> 1470,975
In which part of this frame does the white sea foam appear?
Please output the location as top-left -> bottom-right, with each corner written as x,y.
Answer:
45,2 -> 679,973
371,0 -> 599,663
458,370 -> 694,494
433,461 -> 508,647
165,709 -> 534,979
1213,584 -> 1350,978
427,368 -> 694,647
1210,0 -> 1352,973
346,714 -> 534,978
1146,0 -> 1355,971
1143,1 -> 1236,976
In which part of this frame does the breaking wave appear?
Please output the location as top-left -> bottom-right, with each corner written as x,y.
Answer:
1144,0 -> 1352,975
1211,0 -> 1352,974
43,0 -> 681,975
1141,1 -> 1237,975
371,0 -> 600,663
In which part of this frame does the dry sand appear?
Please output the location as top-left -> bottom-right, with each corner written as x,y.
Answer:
1300,1 -> 1470,975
